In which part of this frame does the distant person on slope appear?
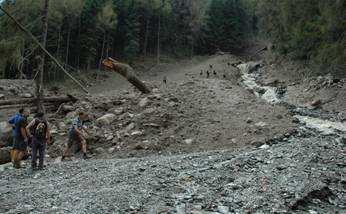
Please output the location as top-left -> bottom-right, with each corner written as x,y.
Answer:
62,111 -> 90,160
26,112 -> 50,170
11,108 -> 30,168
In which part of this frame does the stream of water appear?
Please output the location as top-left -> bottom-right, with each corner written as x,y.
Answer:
238,62 -> 346,136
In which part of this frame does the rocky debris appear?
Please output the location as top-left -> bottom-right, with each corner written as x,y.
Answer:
307,74 -> 344,91
0,133 -> 344,213
0,94 -> 4,99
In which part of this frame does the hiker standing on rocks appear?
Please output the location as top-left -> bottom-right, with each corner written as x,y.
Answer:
62,112 -> 90,160
11,108 -> 30,168
26,112 -> 50,170
8,108 -> 24,147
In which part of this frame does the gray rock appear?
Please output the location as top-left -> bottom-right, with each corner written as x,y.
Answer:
94,147 -> 105,154
138,97 -> 150,108
96,114 -> 116,126
62,105 -> 76,113
218,205 -> 230,214
21,93 -> 33,98
0,121 -> 12,147
108,147 -> 116,154
125,123 -> 135,132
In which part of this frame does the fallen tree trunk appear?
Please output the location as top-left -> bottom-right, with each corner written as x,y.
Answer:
102,58 -> 151,94
0,95 -> 77,106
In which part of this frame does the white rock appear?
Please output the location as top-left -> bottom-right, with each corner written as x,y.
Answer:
21,93 -> 33,98
131,131 -> 143,136
108,147 -> 116,154
58,122 -> 67,130
259,144 -> 270,149
125,123 -> 135,132
184,139 -> 194,145
96,113 -> 116,126
255,121 -> 267,127
112,107 -> 124,115
138,97 -> 150,108
62,105 -> 75,112
95,147 -> 105,154
106,134 -> 114,141
218,205 -> 229,214
0,94 -> 5,99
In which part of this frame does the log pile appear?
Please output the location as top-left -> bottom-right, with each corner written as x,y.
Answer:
0,94 -> 78,111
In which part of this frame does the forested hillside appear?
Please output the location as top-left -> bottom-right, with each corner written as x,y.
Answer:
0,0 -> 345,80
0,0 -> 250,80
254,0 -> 346,76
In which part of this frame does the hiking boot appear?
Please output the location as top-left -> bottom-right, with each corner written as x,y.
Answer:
38,165 -> 45,170
83,154 -> 90,160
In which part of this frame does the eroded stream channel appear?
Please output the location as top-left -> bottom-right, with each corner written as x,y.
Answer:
238,61 -> 346,137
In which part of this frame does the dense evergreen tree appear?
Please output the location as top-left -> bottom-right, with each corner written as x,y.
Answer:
256,0 -> 346,76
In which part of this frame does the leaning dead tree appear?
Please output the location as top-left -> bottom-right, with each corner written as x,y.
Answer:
36,0 -> 50,113
102,57 -> 151,94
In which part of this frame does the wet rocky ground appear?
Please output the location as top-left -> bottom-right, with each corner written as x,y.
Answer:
0,54 -> 345,213
0,129 -> 345,213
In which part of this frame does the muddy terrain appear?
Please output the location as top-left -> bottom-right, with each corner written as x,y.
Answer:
0,52 -> 345,213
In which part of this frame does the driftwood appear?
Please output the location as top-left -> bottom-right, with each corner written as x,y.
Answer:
102,58 -> 151,94
0,95 -> 77,107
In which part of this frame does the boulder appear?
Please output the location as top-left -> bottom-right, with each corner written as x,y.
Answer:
96,114 -> 116,126
310,99 -> 322,108
0,122 -> 12,147
0,147 -> 11,164
62,105 -> 76,113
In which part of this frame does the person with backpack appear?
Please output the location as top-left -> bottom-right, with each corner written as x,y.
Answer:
11,108 -> 30,169
7,108 -> 24,147
62,111 -> 90,160
26,112 -> 50,170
